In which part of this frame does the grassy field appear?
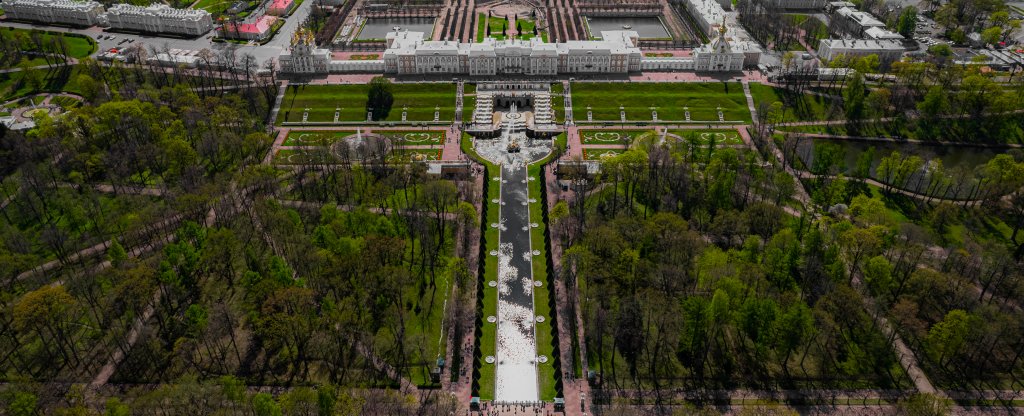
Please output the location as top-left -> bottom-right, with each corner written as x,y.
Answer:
0,27 -> 96,65
278,83 -> 457,124
192,0 -> 254,16
578,129 -> 655,145
476,13 -> 487,42
0,66 -> 84,101
0,27 -> 96,58
376,129 -> 445,145
283,130 -> 357,146
386,148 -> 442,163
748,83 -> 839,123
668,128 -> 745,145
571,82 -> 751,122
487,15 -> 509,40
516,18 -> 538,40
582,148 -> 624,160
272,148 -> 333,164
49,95 -> 81,110
283,129 -> 444,146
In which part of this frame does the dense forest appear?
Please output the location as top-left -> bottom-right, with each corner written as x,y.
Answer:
558,105 -> 1024,408
0,56 -> 475,415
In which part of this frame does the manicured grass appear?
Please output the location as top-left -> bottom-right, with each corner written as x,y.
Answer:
515,18 -> 538,40
0,27 -> 96,60
0,66 -> 84,101
283,130 -> 357,146
375,129 -> 445,145
644,52 -> 673,57
486,15 -> 509,40
193,0 -> 254,15
476,13 -> 487,43
571,82 -> 751,122
49,95 -> 81,110
386,148 -> 441,163
272,148 -> 333,164
582,148 -> 624,160
278,83 -> 457,124
748,83 -> 839,123
578,129 -> 655,145
667,128 -> 744,145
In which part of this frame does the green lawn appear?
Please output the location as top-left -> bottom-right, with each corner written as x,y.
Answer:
386,148 -> 442,163
50,95 -> 81,110
578,129 -> 655,145
283,130 -> 357,146
582,148 -> 624,160
278,83 -> 457,124
748,83 -> 839,123
0,27 -> 96,64
192,0 -> 253,15
272,148 -> 333,164
375,129 -> 445,145
486,15 -> 509,40
667,128 -> 745,145
0,66 -> 84,101
571,82 -> 751,122
515,18 -> 539,40
476,13 -> 487,43
283,129 -> 444,146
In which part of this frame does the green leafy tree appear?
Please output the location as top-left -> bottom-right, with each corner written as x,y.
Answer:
843,72 -> 866,127
103,398 -> 130,416
897,7 -> 918,37
981,26 -> 1003,44
926,309 -> 974,367
366,76 -> 394,121
252,393 -> 283,416
108,239 -> 128,268
7,391 -> 38,416
862,255 -> 893,297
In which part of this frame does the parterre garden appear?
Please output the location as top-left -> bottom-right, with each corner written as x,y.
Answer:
273,129 -> 447,164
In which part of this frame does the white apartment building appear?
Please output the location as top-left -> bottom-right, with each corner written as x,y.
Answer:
832,6 -> 886,37
818,38 -> 905,67
0,0 -> 104,26
104,4 -> 213,36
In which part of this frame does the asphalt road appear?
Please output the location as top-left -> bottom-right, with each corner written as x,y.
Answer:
0,0 -> 313,65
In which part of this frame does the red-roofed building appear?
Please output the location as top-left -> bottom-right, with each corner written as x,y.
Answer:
267,0 -> 295,16
218,14 -> 278,41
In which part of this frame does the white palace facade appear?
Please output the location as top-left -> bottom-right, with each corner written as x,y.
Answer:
279,25 -> 757,76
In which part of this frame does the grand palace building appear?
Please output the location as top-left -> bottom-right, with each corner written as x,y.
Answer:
279,24 -> 757,76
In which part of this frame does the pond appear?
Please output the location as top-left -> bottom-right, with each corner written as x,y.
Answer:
585,16 -> 670,40
794,138 -> 1014,197
357,17 -> 436,40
